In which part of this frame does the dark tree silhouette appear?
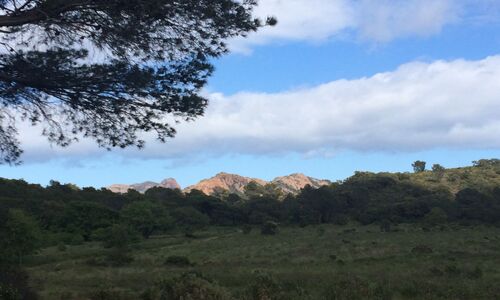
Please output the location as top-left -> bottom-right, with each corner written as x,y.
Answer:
0,0 -> 275,164
412,160 -> 426,173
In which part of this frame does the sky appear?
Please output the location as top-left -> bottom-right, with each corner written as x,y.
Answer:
2,0 -> 500,189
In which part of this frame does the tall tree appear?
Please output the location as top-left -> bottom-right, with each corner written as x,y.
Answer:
0,0 -> 275,164
412,160 -> 426,173
0,209 -> 41,265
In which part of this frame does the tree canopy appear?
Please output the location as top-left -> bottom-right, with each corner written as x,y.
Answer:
0,0 -> 275,164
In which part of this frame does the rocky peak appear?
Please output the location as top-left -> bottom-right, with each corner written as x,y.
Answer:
160,178 -> 181,190
184,172 -> 267,195
107,177 -> 181,194
271,173 -> 331,194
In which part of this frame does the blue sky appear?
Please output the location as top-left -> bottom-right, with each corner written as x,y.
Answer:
2,0 -> 500,188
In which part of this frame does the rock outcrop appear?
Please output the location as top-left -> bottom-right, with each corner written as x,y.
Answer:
184,172 -> 266,195
108,173 -> 331,196
271,173 -> 331,194
107,178 -> 181,194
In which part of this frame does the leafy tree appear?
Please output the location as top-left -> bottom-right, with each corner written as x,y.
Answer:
171,207 -> 210,237
261,221 -> 278,235
454,188 -> 499,224
101,224 -> 138,266
59,201 -> 118,240
95,224 -> 140,249
412,160 -> 426,173
0,0 -> 276,164
0,209 -> 41,265
244,181 -> 283,200
431,164 -> 446,180
120,201 -> 172,238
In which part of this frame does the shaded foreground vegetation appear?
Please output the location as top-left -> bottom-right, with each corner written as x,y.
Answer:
22,225 -> 500,299
1,159 -> 500,298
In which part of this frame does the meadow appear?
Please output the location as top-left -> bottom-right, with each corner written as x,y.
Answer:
25,224 -> 500,300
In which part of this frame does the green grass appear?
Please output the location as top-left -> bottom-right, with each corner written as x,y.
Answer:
26,224 -> 500,299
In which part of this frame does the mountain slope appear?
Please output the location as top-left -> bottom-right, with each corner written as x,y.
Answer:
271,173 -> 331,194
107,178 -> 181,193
184,172 -> 266,195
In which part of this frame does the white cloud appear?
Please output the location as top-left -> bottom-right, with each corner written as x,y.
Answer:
18,55 -> 500,162
230,0 -> 461,52
353,0 -> 459,42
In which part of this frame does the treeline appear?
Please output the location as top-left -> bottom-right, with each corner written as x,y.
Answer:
1,163 -> 500,248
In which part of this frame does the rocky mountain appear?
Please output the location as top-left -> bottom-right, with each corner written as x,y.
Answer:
271,173 -> 331,194
184,172 -> 266,195
107,173 -> 331,196
107,178 -> 180,194
184,172 -> 330,196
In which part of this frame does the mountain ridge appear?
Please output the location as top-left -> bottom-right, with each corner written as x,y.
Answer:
107,173 -> 331,195
107,178 -> 180,194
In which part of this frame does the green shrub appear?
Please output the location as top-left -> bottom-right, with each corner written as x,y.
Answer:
164,255 -> 193,267
317,226 -> 326,236
411,245 -> 433,255
322,276 -> 392,300
245,271 -> 286,300
56,242 -> 67,252
89,287 -> 124,300
379,220 -> 392,232
332,214 -> 349,225
142,272 -> 230,300
106,249 -> 134,267
466,266 -> 483,279
444,264 -> 461,277
261,221 -> 278,235
242,225 -> 252,234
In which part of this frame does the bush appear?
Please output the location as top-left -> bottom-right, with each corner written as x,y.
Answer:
317,227 -> 326,236
245,271 -> 286,300
242,224 -> 252,234
99,224 -> 140,249
379,220 -> 392,232
466,266 -> 483,279
0,266 -> 39,300
424,208 -> 448,226
261,221 -> 278,235
332,214 -> 349,225
322,276 -> 392,300
411,245 -> 433,255
444,264 -> 461,277
89,287 -> 124,300
106,249 -> 134,267
57,242 -> 67,252
141,272 -> 230,300
67,234 -> 85,246
164,256 -> 193,267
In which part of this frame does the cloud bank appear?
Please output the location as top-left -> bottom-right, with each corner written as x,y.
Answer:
229,0 -> 461,52
18,55 -> 500,163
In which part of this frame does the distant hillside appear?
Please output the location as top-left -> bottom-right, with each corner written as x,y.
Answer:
107,178 -> 180,193
407,159 -> 500,194
351,159 -> 500,195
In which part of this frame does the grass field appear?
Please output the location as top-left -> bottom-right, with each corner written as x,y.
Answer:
25,224 -> 500,299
